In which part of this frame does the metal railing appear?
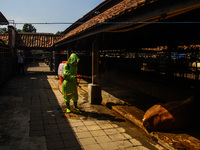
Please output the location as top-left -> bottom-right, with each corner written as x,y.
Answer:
0,46 -> 11,57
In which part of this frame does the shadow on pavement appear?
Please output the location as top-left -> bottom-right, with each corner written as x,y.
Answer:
0,62 -> 82,150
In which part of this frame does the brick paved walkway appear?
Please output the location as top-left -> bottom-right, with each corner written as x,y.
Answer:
0,62 -> 163,150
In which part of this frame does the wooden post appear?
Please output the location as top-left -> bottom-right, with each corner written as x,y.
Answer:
68,49 -> 71,59
8,26 -> 16,57
167,44 -> 174,78
8,26 -> 17,74
67,44 -> 72,59
88,36 -> 102,104
55,49 -> 61,73
92,37 -> 99,84
50,51 -> 53,71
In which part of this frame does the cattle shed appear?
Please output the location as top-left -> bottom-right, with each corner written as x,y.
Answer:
53,0 -> 200,104
0,11 -> 9,25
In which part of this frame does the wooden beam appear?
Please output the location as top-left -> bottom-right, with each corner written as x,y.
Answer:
67,44 -> 72,59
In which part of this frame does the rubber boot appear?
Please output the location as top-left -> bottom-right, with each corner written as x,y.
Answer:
74,101 -> 80,111
66,102 -> 71,113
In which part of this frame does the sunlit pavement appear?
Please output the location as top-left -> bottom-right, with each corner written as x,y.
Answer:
0,62 -> 163,150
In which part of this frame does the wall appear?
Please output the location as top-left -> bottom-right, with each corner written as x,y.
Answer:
0,57 -> 16,86
0,26 -> 17,86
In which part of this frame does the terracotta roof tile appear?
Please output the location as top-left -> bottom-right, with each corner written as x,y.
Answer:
0,33 -> 9,45
58,0 -> 152,43
0,32 -> 63,48
16,33 -> 63,48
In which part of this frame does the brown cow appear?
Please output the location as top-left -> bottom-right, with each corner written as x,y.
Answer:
143,95 -> 199,130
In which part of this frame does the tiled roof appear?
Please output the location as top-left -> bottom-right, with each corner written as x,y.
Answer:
0,33 -> 9,45
62,0 -> 122,34
16,33 -> 63,49
57,0 -> 152,44
0,32 -> 63,49
0,12 -> 9,25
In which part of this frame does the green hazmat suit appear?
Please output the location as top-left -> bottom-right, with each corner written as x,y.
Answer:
62,53 -> 80,113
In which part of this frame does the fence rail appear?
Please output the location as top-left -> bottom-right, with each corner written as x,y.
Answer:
0,46 -> 11,57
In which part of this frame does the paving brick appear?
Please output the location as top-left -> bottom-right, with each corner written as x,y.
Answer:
95,120 -> 110,125
73,126 -> 88,133
113,140 -> 134,149
30,120 -> 43,126
58,124 -> 74,134
116,127 -> 126,133
99,142 -> 119,150
86,125 -> 101,131
45,128 -> 60,135
46,134 -> 62,141
104,128 -> 119,135
122,133 -> 132,139
46,140 -> 64,150
90,130 -> 106,137
94,135 -> 112,144
83,120 -> 97,126
29,130 -> 45,137
68,119 -> 82,123
99,123 -> 113,129
69,120 -> 84,127
30,124 -> 44,131
112,124 -> 119,128
43,119 -> 57,125
75,131 -> 93,139
125,146 -> 150,150
129,138 -> 142,146
79,137 -> 97,146
59,127 -> 74,135
109,133 -> 127,141
30,115 -> 43,121
63,138 -> 83,149
61,132 -> 77,141
57,123 -> 71,129
82,144 -> 103,150
44,124 -> 58,130
56,117 -> 69,124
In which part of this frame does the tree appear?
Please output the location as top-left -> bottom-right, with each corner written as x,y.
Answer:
22,23 -> 36,33
0,27 -> 8,33
17,29 -> 22,32
56,31 -> 62,35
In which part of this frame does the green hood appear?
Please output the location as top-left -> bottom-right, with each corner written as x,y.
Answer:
67,53 -> 80,65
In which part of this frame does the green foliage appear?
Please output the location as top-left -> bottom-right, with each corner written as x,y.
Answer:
17,29 -> 22,32
56,31 -> 62,35
22,24 -> 36,33
0,27 -> 8,33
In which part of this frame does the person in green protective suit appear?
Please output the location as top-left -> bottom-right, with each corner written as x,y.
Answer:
62,53 -> 80,113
